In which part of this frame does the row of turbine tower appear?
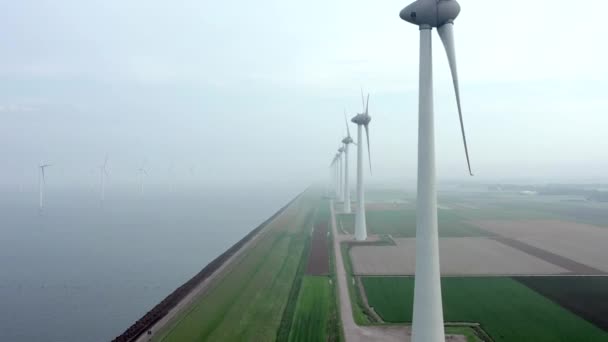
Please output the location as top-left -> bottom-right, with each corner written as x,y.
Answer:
331,1 -> 474,342
330,90 -> 372,241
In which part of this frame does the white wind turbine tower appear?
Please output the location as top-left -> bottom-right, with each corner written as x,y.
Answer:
341,110 -> 355,213
333,154 -> 341,199
38,161 -> 52,211
330,154 -> 339,198
351,90 -> 372,241
99,155 -> 109,204
337,146 -> 345,202
137,163 -> 148,196
399,1 -> 473,341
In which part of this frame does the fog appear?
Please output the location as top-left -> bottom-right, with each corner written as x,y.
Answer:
2,0 -> 608,189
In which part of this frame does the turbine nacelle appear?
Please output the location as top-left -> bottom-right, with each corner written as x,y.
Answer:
338,147 -> 345,153
400,0 -> 473,176
351,113 -> 371,126
400,0 -> 460,27
342,136 -> 354,144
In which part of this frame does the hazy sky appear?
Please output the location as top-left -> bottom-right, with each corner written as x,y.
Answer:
1,0 -> 607,189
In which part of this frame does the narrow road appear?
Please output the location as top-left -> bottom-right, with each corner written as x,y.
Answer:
329,200 -> 411,342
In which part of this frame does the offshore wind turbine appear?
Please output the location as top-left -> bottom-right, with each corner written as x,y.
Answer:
38,161 -> 52,211
399,1 -> 473,341
137,163 -> 148,196
351,90 -> 372,241
341,110 -> 355,213
99,155 -> 109,204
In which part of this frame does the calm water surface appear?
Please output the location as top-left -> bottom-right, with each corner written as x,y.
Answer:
0,185 -> 299,342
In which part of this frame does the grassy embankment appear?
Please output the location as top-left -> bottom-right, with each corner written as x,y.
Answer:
155,192 -> 316,342
362,276 -> 608,342
287,276 -> 332,342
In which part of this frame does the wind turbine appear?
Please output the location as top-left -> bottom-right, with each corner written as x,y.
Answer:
341,110 -> 355,213
399,1 -> 473,341
38,161 -> 52,211
329,154 -> 339,198
99,155 -> 109,204
351,90 -> 372,241
137,163 -> 148,196
337,146 -> 345,202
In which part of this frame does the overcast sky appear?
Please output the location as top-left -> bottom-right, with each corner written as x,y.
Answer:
1,0 -> 607,189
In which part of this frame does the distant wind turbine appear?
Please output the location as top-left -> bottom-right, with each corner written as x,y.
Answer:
351,90 -> 372,241
99,155 -> 109,204
341,110 -> 355,213
337,146 -> 345,202
399,1 -> 473,341
330,153 -> 341,198
38,161 -> 52,211
329,155 -> 337,197
137,163 -> 148,195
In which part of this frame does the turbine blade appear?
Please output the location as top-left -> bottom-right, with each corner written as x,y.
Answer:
343,109 -> 351,137
365,93 -> 370,115
360,87 -> 365,110
41,168 -> 46,184
364,124 -> 372,174
438,22 -> 473,176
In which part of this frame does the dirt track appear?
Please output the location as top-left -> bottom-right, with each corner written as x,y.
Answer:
330,200 -> 413,342
329,201 -> 465,342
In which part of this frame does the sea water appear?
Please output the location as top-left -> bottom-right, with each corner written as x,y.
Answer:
0,184 -> 299,342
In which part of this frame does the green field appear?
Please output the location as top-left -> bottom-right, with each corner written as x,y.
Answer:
514,276 -> 608,332
154,194 -> 315,342
365,209 -> 490,237
362,276 -> 608,341
288,276 -> 333,342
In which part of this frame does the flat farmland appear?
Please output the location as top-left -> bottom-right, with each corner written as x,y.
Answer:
362,276 -> 608,341
154,195 -> 315,342
287,276 -> 333,342
472,220 -> 608,273
515,276 -> 608,331
544,204 -> 608,227
365,209 -> 489,237
365,201 -> 411,211
350,237 -> 566,276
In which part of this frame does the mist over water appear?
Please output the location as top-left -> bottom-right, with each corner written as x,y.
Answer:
0,185 -> 300,342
